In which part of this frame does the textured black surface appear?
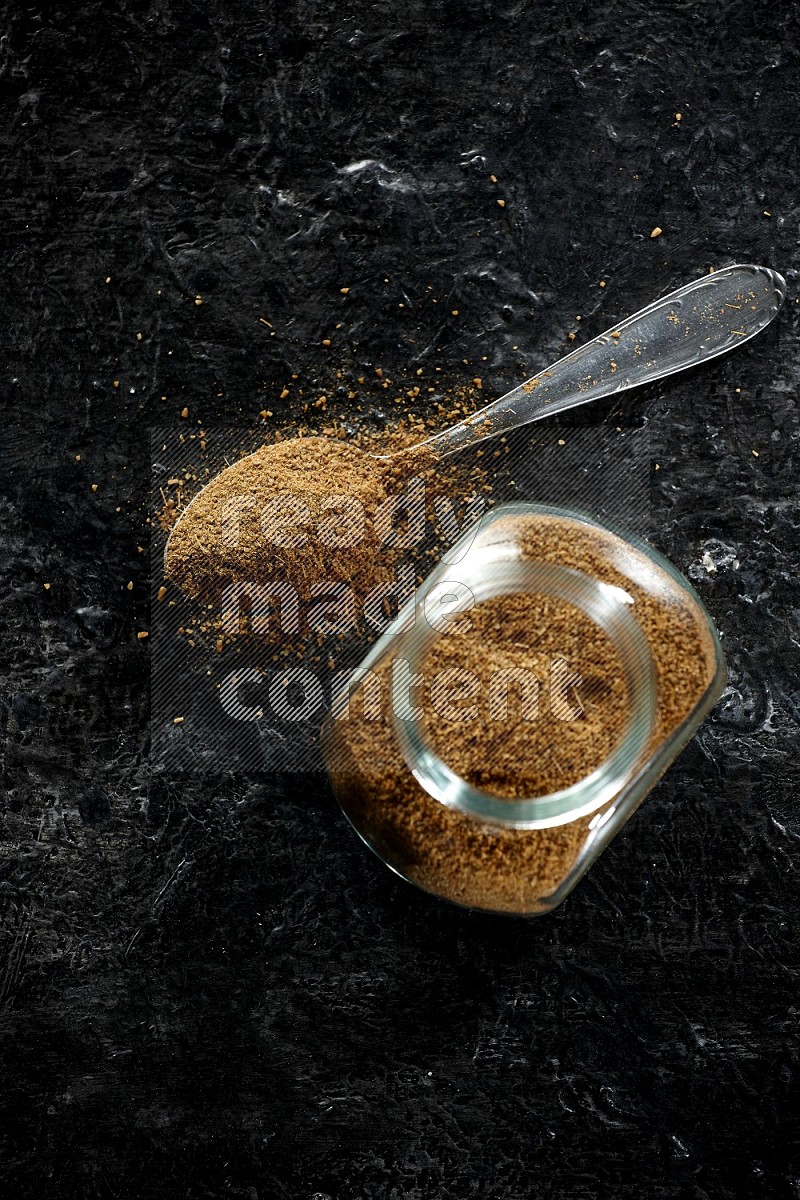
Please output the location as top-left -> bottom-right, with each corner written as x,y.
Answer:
1,2 -> 799,1197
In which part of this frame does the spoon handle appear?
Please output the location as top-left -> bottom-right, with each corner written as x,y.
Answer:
415,263 -> 786,458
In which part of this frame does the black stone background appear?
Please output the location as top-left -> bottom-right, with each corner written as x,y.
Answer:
1,2 -> 799,1197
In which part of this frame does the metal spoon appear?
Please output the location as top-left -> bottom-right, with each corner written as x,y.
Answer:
376,262 -> 786,459
164,263 -> 785,562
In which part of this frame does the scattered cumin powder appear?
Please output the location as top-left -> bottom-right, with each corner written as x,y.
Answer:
326,512 -> 720,914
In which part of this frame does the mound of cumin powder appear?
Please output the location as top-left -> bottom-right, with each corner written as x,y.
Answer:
326,512 -> 720,914
165,436 -> 393,602
163,430 -> 483,611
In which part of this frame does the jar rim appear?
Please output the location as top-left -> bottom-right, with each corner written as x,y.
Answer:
390,554 -> 657,829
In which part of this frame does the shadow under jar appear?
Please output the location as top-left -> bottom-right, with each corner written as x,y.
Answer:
321,504 -> 726,916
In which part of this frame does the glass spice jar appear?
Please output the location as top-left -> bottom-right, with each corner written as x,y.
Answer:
321,503 -> 726,916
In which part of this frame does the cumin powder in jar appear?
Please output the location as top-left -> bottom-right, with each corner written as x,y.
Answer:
322,503 -> 726,916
